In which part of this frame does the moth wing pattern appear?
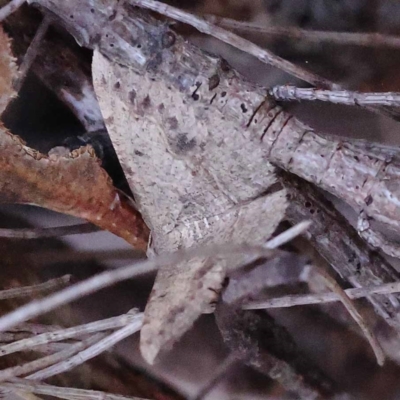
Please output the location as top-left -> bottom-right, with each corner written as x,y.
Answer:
92,50 -> 287,363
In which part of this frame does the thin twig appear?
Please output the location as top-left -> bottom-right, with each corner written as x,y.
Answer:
0,0 -> 25,22
316,269 -> 385,366
0,276 -> 71,300
0,311 -> 140,356
0,334 -> 104,382
0,243 -> 275,332
269,85 -> 400,107
129,0 -> 400,121
358,212 -> 400,259
0,332 -> 30,342
204,15 -> 400,49
14,16 -> 51,91
0,224 -> 310,333
2,378 -> 148,400
27,316 -> 143,379
129,0 -> 334,89
7,323 -> 63,334
190,352 -> 238,400
0,223 -> 100,239
23,342 -> 74,354
244,281 -> 400,310
265,221 -> 311,249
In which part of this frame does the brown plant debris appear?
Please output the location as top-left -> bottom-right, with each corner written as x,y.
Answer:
0,127 -> 149,250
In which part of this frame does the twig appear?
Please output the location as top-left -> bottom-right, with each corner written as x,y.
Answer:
129,0 -> 400,122
190,352 -> 238,400
7,323 -> 63,334
22,342 -> 74,354
264,220 -> 311,249
215,303 -> 335,398
0,0 -> 25,22
0,276 -> 71,300
27,316 -> 143,379
204,15 -> 400,49
282,173 -> 400,327
0,311 -> 139,356
316,269 -> 385,366
14,15 -> 50,91
0,223 -> 100,239
2,378 -> 148,400
129,0 -> 334,89
358,211 -> 400,259
0,243 -> 274,332
244,280 -> 400,310
269,85 -> 400,107
0,334 -> 104,382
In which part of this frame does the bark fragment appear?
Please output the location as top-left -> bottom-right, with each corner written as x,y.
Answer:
215,302 -> 336,399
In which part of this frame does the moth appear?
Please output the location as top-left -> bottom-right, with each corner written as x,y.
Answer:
28,0 -> 400,363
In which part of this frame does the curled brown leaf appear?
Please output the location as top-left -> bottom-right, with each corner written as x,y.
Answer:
0,127 -> 149,250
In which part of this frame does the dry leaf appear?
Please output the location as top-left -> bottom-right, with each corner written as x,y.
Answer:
92,50 -> 287,363
0,127 -> 149,250
0,24 -> 149,249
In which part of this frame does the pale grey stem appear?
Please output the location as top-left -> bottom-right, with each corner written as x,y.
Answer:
0,223 -> 100,239
14,16 -> 51,91
270,86 -> 400,107
129,0 -> 334,89
0,332 -> 29,342
7,323 -> 63,334
27,316 -> 143,379
24,342 -> 75,354
0,334 -> 104,382
0,0 -> 25,21
190,352 -> 238,400
2,378 -> 148,400
243,281 -> 400,309
316,269 -> 385,366
204,15 -> 400,49
357,212 -> 400,259
0,311 -> 139,356
0,243 -> 272,332
0,275 -> 71,300
129,0 -> 400,121
265,220 -> 311,249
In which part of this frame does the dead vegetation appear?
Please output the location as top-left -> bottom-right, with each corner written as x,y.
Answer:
2,0 -> 400,399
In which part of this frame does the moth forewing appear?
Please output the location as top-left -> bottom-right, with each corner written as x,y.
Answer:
92,50 -> 288,363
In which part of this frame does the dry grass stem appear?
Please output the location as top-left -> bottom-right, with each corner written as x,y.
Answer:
129,0 -> 334,89
14,15 -> 50,91
0,334 -> 104,382
22,342 -> 76,354
264,220 -> 311,249
243,280 -> 400,310
0,243 -> 274,332
269,86 -> 400,107
0,311 -> 140,357
0,0 -> 26,22
205,15 -> 400,49
130,0 -> 400,121
27,316 -> 143,379
0,276 -> 71,300
7,323 -> 63,334
2,378 -> 148,400
0,224 -> 100,239
310,269 -> 384,366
